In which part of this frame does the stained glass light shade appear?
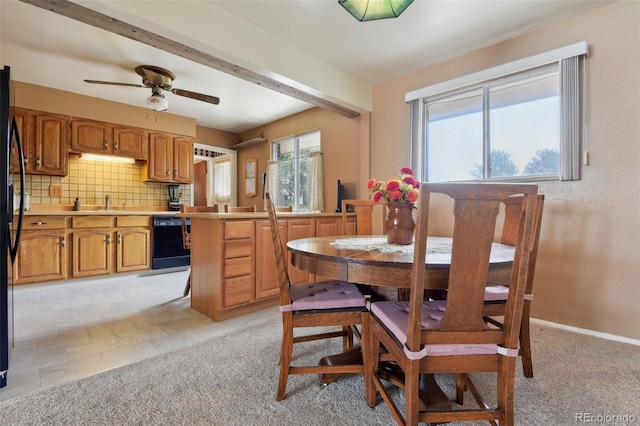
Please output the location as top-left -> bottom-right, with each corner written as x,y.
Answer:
338,0 -> 414,21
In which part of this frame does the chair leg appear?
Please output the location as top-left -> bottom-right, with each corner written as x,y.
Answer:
365,323 -> 379,408
277,314 -> 294,401
497,357 -> 517,426
182,270 -> 191,297
405,360 -> 420,426
520,301 -> 534,378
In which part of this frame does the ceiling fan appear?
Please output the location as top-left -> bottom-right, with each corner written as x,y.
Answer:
84,65 -> 220,112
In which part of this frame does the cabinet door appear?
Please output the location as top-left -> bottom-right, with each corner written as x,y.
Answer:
72,230 -> 112,277
287,219 -> 315,284
255,220 -> 285,300
116,227 -> 151,272
13,230 -> 67,284
34,113 -> 68,176
173,136 -> 193,183
113,127 -> 148,160
9,108 -> 30,174
146,132 -> 173,181
71,119 -> 110,154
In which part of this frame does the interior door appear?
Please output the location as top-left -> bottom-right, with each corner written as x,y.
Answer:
194,161 -> 207,206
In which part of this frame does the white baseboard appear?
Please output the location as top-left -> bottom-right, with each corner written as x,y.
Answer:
531,318 -> 640,346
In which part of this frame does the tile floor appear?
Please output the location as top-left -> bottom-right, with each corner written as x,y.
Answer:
0,269 -> 280,401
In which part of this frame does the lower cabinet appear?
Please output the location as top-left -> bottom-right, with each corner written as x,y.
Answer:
72,228 -> 112,277
190,214 -> 348,321
12,214 -> 151,284
72,216 -> 152,278
115,216 -> 151,272
13,216 -> 67,284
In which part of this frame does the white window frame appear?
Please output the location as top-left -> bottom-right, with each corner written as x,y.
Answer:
407,42 -> 587,183
270,130 -> 321,211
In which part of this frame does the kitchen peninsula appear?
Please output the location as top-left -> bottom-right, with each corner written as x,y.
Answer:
182,211 -> 355,321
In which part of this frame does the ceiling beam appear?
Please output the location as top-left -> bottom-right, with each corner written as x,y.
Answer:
20,0 -> 361,119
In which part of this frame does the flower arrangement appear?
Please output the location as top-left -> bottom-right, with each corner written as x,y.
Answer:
367,167 -> 420,205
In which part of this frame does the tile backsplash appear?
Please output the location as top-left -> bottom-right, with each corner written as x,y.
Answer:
14,155 -> 191,208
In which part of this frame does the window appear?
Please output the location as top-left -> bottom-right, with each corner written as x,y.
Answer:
213,156 -> 232,204
407,42 -> 586,183
269,130 -> 321,211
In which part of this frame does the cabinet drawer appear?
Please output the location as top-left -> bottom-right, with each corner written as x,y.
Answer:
223,275 -> 253,308
22,216 -> 67,230
224,221 -> 254,239
224,256 -> 252,278
224,239 -> 252,259
116,216 -> 151,227
72,216 -> 112,228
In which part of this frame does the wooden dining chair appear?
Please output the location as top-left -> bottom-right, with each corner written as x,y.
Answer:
224,204 -> 257,212
364,182 -> 539,426
265,193 -> 371,401
179,204 -> 219,296
483,194 -> 545,378
341,199 -> 387,235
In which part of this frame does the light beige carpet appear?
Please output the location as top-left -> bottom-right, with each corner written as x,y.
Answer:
1,318 -> 638,425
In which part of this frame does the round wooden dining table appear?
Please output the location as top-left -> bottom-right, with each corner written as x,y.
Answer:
287,235 -> 515,291
287,235 -> 516,411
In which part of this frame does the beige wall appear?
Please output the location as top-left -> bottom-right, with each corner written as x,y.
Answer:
370,1 -> 640,340
237,107 -> 362,211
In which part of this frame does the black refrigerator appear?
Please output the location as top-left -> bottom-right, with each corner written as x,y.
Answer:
1,65 -> 25,388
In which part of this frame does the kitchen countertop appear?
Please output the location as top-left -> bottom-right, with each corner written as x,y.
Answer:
15,209 -> 179,216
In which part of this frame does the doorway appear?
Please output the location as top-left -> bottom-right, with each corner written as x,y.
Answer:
191,143 -> 236,208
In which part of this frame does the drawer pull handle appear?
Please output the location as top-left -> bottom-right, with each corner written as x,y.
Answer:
32,221 -> 47,226
106,235 -> 112,244
61,238 -> 66,247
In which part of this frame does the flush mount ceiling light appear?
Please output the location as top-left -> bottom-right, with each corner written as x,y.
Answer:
338,0 -> 414,21
146,92 -> 169,111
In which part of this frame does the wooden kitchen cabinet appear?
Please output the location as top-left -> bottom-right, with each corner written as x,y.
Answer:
188,213 -> 348,321
143,132 -> 193,183
70,119 -> 148,160
10,108 -> 68,176
115,216 -> 151,272
12,216 -> 67,284
71,216 -> 113,278
255,219 -> 285,300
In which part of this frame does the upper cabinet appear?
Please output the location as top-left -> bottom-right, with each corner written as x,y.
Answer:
70,119 -> 148,160
142,132 -> 193,183
10,108 -> 68,176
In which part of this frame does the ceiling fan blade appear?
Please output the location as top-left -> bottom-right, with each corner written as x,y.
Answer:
84,79 -> 146,88
171,88 -> 220,105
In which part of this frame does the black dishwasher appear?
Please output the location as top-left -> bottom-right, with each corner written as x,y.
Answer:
152,215 -> 190,269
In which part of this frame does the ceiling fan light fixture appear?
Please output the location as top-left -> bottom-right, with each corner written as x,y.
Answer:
339,0 -> 414,21
147,93 -> 169,111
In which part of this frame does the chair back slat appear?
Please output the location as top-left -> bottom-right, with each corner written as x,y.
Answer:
342,199 -> 387,235
179,204 -> 218,249
265,193 -> 292,306
224,204 -> 257,212
406,183 -> 538,353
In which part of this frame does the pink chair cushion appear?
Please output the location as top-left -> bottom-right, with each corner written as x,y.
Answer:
371,300 -> 499,358
288,281 -> 366,311
484,285 -> 509,301
484,285 -> 534,301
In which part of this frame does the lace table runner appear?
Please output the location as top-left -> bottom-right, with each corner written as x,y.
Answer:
330,236 -> 453,255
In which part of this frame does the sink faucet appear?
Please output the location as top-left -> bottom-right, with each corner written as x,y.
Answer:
105,192 -> 111,211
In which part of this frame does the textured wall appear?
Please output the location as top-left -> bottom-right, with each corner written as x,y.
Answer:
370,1 -> 640,340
